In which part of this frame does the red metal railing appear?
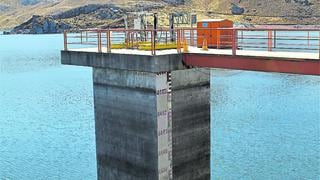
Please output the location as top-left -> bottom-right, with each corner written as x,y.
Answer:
63,29 -> 176,55
63,27 -> 320,59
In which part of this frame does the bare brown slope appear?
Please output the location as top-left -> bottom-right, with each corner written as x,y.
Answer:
0,0 -> 144,29
1,0 -> 320,30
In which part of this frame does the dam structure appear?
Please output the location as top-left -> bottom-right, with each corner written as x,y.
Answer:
61,51 -> 210,179
61,27 -> 319,179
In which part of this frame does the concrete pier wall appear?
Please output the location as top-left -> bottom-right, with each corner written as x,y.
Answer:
93,68 -> 159,179
171,69 -> 210,179
61,51 -> 210,179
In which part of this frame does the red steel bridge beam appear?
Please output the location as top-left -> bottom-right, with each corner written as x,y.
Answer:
183,54 -> 320,76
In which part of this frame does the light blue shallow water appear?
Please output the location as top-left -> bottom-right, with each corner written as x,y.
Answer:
0,34 -> 96,179
0,34 -> 319,179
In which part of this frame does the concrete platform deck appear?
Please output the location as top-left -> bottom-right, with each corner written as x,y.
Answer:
69,46 -> 319,60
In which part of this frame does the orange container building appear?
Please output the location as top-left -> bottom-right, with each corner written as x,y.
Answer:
197,19 -> 233,48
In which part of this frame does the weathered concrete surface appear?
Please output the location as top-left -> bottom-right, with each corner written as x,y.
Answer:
61,50 -> 210,180
61,50 -> 184,73
93,68 -> 159,179
171,69 -> 210,180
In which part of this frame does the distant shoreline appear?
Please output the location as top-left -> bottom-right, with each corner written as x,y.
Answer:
1,30 -> 11,35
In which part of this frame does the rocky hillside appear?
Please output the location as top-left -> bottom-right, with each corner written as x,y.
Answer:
218,0 -> 320,19
187,0 -> 320,24
9,2 -> 165,34
1,0 -> 320,33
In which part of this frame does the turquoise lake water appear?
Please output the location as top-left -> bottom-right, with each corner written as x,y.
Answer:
0,34 -> 319,179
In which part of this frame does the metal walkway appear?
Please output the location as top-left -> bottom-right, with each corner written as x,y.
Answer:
63,27 -> 320,75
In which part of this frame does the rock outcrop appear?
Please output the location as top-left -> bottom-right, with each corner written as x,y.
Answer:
162,0 -> 184,5
0,4 -> 9,11
20,0 -> 40,6
10,15 -> 71,34
52,4 -> 123,19
231,3 -> 245,15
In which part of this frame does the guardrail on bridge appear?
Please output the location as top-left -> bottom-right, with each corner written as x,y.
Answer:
63,27 -> 320,59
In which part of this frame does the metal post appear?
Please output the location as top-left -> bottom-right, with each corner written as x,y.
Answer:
154,30 -> 156,55
107,29 -> 111,53
232,29 -> 237,56
145,29 -> 147,42
80,31 -> 83,44
241,30 -> 244,44
177,30 -> 179,53
165,31 -> 168,45
268,30 -> 272,52
106,29 -> 111,53
106,31 -> 108,49
217,29 -> 221,49
190,29 -> 194,46
130,31 -> 132,47
182,29 -> 185,43
64,30 -> 68,51
150,31 -> 153,55
307,31 -> 310,48
134,32 -> 137,47
274,30 -> 277,48
98,31 -> 102,53
131,32 -> 134,48
177,30 -> 181,53
126,30 -> 129,48
100,31 -> 102,52
151,30 -> 156,56
318,31 -> 320,60
154,13 -> 158,38
169,14 -> 175,42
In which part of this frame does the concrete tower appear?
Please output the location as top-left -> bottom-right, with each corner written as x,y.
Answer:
61,51 -> 210,179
